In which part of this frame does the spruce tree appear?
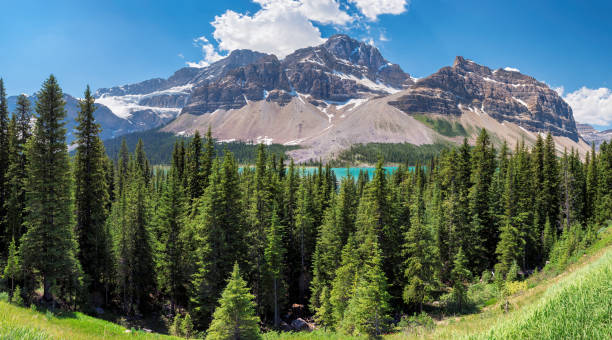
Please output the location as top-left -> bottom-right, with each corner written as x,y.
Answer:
155,166 -> 187,313
4,94 -> 31,245
206,263 -> 261,340
74,85 -> 111,297
310,198 -> 342,312
124,167 -> 155,313
186,130 -> 205,201
330,235 -> 360,326
468,129 -> 496,270
293,177 -> 316,304
201,126 -> 215,189
340,241 -> 391,337
191,152 -> 245,328
3,238 -> 20,301
450,247 -> 471,311
403,171 -> 437,311
264,210 -> 286,328
0,78 -> 9,253
19,75 -> 82,302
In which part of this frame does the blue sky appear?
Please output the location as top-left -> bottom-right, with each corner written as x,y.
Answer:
1,0 -> 612,128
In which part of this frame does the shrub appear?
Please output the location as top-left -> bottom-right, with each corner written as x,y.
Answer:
181,313 -> 194,339
12,285 -> 24,307
398,311 -> 435,334
480,270 -> 492,283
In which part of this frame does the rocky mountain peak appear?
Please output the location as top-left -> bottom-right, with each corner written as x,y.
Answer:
391,57 -> 580,140
322,34 -> 386,70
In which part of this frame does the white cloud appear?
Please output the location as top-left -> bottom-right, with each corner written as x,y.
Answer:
188,0 -> 409,64
211,0 -> 351,58
563,87 -> 612,127
503,66 -> 520,73
348,0 -> 409,21
187,37 -> 225,68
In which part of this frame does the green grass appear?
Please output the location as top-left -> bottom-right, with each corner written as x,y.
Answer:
263,329 -> 365,339
466,245 -> 612,339
0,302 -> 177,340
413,115 -> 468,137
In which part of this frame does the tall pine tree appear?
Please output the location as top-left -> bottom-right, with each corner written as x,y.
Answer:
19,75 -> 82,303
74,85 -> 111,298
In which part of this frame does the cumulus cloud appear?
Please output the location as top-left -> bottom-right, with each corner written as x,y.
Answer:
210,0 -> 352,58
186,0 -> 409,65
187,37 -> 225,68
503,66 -> 520,73
349,0 -> 409,21
563,87 -> 612,127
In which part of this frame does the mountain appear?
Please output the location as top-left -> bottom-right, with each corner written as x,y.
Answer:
161,52 -> 589,162
576,123 -> 612,149
7,93 -> 132,144
51,34 -> 588,162
93,49 -> 270,129
389,56 -> 579,140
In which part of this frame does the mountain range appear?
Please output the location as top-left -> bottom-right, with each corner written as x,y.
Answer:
8,34 -> 606,159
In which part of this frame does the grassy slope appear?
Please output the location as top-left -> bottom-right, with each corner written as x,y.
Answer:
3,230 -> 610,340
389,227 -> 612,340
0,303 -> 177,340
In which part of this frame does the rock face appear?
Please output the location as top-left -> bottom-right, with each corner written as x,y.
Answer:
577,123 -> 612,149
389,56 -> 579,140
7,94 -> 132,144
68,34 -> 585,151
92,35 -> 410,134
93,49 -> 269,131
182,34 -> 411,115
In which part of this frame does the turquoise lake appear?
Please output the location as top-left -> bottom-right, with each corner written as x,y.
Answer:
299,167 -> 404,179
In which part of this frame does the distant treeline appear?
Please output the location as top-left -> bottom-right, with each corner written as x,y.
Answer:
332,142 -> 450,166
103,130 -> 298,165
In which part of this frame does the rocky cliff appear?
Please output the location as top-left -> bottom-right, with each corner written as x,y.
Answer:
389,56 -> 579,140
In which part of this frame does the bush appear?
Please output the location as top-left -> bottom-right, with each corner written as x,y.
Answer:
504,281 -> 528,296
12,285 -> 24,307
181,313 -> 194,339
0,291 -> 8,302
481,270 -> 492,283
170,314 -> 182,337
398,311 -> 435,334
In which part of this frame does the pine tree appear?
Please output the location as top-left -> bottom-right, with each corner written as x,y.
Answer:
186,130 -> 205,201
19,75 -> 82,303
450,247 -> 471,311
155,166 -> 187,313
201,126 -> 215,189
116,139 -> 130,196
3,238 -> 20,301
542,217 -> 555,258
205,263 -> 261,340
468,129 -> 496,270
126,168 -> 156,313
191,152 -> 245,328
403,171 -> 437,312
74,85 -> 111,297
293,177 -> 316,304
495,222 -> 521,278
330,235 -> 360,326
4,94 -> 31,245
310,198 -> 342,312
264,211 -> 286,328
0,78 -> 10,254
340,241 -> 391,337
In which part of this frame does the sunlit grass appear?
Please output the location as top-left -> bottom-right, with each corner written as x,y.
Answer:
0,301 -> 177,340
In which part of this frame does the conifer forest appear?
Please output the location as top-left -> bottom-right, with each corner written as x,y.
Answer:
1,76 -> 612,339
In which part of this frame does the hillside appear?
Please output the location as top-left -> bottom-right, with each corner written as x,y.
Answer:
0,302 -> 177,340
3,226 -> 609,340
